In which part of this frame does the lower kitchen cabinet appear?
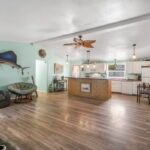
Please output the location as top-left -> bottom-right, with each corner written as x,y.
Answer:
112,80 -> 141,95
112,81 -> 122,93
132,82 -> 141,95
121,81 -> 133,95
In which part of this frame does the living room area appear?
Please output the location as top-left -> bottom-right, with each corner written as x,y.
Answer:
1,0 -> 150,150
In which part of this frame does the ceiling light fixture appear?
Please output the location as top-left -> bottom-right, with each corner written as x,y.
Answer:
132,44 -> 137,59
66,54 -> 69,64
93,62 -> 96,68
93,64 -> 96,68
86,50 -> 90,68
114,58 -> 117,69
81,65 -> 84,68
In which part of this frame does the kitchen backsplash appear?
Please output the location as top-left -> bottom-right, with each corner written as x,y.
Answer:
127,73 -> 141,80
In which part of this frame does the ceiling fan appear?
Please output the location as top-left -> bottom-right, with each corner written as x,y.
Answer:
64,35 -> 96,48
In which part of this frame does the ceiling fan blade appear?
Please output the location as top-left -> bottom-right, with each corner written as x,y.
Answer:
83,40 -> 96,44
83,44 -> 94,48
75,44 -> 82,48
64,43 -> 76,46
74,38 -> 83,43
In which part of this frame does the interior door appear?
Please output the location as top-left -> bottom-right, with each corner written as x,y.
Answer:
35,60 -> 48,92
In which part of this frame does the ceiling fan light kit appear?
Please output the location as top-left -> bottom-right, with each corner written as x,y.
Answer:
66,54 -> 69,64
63,35 -> 96,49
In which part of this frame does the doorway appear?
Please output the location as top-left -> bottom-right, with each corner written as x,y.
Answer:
35,60 -> 48,92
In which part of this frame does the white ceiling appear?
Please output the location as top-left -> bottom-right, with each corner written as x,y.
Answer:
1,0 -> 150,61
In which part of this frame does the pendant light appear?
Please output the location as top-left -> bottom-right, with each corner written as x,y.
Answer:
86,50 -> 90,68
81,65 -> 84,68
132,44 -> 136,59
93,62 -> 96,68
114,58 -> 117,69
66,54 -> 69,64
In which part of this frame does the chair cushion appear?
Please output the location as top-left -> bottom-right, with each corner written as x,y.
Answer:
0,95 -> 5,100
8,82 -> 37,95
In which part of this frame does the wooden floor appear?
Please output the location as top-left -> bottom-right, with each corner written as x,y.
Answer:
0,92 -> 150,150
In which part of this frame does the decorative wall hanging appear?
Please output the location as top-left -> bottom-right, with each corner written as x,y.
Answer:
81,83 -> 91,93
0,51 -> 21,68
0,51 -> 30,75
54,63 -> 64,74
39,49 -> 46,58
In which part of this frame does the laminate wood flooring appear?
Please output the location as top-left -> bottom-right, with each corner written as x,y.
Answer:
0,92 -> 150,150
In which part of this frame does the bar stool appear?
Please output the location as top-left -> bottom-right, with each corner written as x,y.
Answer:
137,83 -> 150,105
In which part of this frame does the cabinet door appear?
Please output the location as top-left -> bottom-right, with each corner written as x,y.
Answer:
126,82 -> 133,95
126,62 -> 133,74
121,81 -> 133,95
112,81 -> 121,93
133,62 -> 142,74
90,64 -> 97,73
96,64 -> 105,73
141,61 -> 150,67
84,64 -> 90,73
142,68 -> 150,77
121,82 -> 127,94
132,82 -> 141,95
142,78 -> 150,83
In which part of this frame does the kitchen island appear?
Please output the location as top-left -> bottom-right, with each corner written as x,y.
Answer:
68,77 -> 112,100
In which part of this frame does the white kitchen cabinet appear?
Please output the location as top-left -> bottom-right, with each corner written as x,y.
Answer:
141,61 -> 150,67
126,82 -> 133,95
132,81 -> 141,95
121,81 -> 133,95
133,61 -> 142,74
84,64 -> 105,73
142,68 -> 150,77
83,64 -> 91,73
96,64 -> 106,73
142,78 -> 150,83
126,61 -> 148,74
126,62 -> 133,74
121,82 -> 127,94
112,80 -> 140,95
112,81 -> 122,93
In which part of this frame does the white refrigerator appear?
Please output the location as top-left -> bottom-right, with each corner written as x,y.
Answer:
142,67 -> 150,83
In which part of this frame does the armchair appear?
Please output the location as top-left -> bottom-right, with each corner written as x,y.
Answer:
0,90 -> 10,108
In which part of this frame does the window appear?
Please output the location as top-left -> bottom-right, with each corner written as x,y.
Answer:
72,65 -> 80,77
107,63 -> 126,78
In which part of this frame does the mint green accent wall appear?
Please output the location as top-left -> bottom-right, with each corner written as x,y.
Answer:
0,41 -> 70,92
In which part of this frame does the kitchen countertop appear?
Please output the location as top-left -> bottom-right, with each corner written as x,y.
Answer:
111,79 -> 141,82
68,77 -> 109,80
68,77 -> 141,81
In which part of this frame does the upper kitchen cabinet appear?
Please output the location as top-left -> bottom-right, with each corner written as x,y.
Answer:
126,62 -> 133,74
141,61 -> 150,67
133,61 -> 142,73
96,64 -> 106,73
126,61 -> 144,74
84,63 -> 106,73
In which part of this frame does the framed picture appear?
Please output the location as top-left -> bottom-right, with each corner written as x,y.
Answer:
81,83 -> 91,93
54,63 -> 64,74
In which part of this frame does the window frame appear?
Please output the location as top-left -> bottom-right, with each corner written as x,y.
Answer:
106,63 -> 126,79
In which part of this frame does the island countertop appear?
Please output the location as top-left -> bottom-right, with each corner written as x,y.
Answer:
68,77 -> 112,100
